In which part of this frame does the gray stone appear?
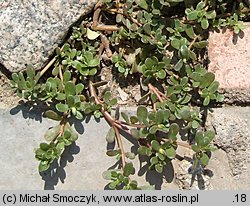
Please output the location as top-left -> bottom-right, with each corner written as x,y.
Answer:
0,106 -> 178,190
207,106 -> 250,189
0,106 -> 116,189
0,0 -> 97,72
0,105 -> 249,189
175,159 -> 213,190
174,149 -> 241,190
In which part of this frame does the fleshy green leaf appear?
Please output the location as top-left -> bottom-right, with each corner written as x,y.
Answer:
137,0 -> 149,10
39,161 -> 50,172
56,103 -> 69,113
27,66 -> 35,79
121,112 -> 130,123
65,81 -> 76,96
193,41 -> 208,48
196,1 -> 206,10
124,162 -> 134,177
130,116 -> 139,124
208,81 -> 219,93
179,108 -> 191,120
151,140 -> 160,151
125,152 -> 136,160
40,143 -> 50,151
195,131 -> 203,147
106,127 -> 116,143
200,72 -> 215,88
185,25 -> 196,39
216,94 -> 224,102
137,106 -> 148,123
165,146 -> 176,159
75,110 -> 83,120
104,91 -> 111,102
106,149 -> 121,157
156,70 -> 166,79
168,123 -> 179,140
109,98 -> 118,106
206,10 -> 216,19
155,164 -> 163,173
202,130 -> 215,147
192,144 -> 200,152
150,156 -> 158,165
139,127 -> 148,137
180,45 -> 189,59
203,96 -> 210,106
200,153 -> 209,166
75,83 -> 84,94
70,133 -> 78,142
189,50 -> 197,60
187,10 -> 198,20
44,110 -> 62,121
174,59 -> 183,71
63,71 -> 71,82
89,68 -> 98,76
44,125 -> 61,142
171,39 -> 180,49
143,23 -> 151,35
12,73 -> 19,82
56,93 -> 66,101
149,125 -> 158,134
138,146 -> 152,156
67,95 -> 75,108
155,110 -> 165,124
102,169 -> 120,180
192,120 -> 200,128
201,18 -> 209,29
130,129 -> 140,140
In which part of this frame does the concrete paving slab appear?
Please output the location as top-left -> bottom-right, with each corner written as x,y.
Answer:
0,104 -> 249,190
0,105 -> 179,190
207,106 -> 250,189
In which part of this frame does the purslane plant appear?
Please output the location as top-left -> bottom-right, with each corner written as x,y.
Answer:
10,0 -> 249,189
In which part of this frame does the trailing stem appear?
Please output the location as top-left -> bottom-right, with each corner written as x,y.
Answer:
89,81 -> 127,171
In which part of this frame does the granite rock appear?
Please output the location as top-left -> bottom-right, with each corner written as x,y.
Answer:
0,0 -> 97,72
208,23 -> 250,103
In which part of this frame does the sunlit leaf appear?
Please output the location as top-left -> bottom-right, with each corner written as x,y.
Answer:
56,103 -> 69,113
151,140 -> 160,151
200,153 -> 209,166
165,146 -> 176,159
86,28 -> 100,40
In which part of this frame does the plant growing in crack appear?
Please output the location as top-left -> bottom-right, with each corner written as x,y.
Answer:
10,0 -> 249,189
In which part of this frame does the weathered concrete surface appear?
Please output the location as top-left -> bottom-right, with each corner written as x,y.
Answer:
0,106 -> 116,190
0,0 -> 97,72
0,105 -> 248,190
0,105 -> 179,190
208,23 -> 250,103
0,71 -> 20,108
207,106 -> 250,189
